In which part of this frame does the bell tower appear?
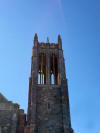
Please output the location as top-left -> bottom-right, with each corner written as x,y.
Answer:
26,34 -> 74,133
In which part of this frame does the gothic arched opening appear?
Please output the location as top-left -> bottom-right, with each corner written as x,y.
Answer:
50,53 -> 58,85
38,53 -> 46,84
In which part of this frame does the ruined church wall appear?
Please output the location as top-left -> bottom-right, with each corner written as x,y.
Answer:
0,102 -> 19,133
0,96 -> 26,133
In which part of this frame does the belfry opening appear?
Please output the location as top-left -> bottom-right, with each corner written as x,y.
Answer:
38,52 -> 58,85
50,53 -> 58,85
38,53 -> 46,84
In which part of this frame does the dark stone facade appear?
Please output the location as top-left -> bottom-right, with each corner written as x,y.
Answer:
26,34 -> 74,133
0,93 -> 26,133
0,34 -> 74,133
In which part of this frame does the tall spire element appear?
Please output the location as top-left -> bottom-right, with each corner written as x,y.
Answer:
34,33 -> 38,47
58,34 -> 62,49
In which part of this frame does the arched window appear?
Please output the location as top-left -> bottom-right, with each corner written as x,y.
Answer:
51,73 -> 54,84
38,70 -> 41,84
38,53 -> 46,84
50,53 -> 58,85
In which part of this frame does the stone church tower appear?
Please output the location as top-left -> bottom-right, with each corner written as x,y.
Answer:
25,34 -> 74,133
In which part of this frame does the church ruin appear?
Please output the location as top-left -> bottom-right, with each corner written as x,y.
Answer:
0,34 -> 74,133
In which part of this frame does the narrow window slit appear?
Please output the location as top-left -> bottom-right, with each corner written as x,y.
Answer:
38,53 -> 46,84
50,53 -> 58,85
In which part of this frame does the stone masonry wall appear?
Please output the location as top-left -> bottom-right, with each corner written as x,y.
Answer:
28,85 -> 63,133
0,102 -> 19,133
0,93 -> 26,133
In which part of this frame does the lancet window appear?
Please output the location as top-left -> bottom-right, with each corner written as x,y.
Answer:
50,53 -> 58,85
38,53 -> 46,84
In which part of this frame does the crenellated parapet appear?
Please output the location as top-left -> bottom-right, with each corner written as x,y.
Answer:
33,33 -> 62,50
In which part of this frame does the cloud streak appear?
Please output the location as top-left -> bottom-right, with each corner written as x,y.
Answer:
56,0 -> 66,24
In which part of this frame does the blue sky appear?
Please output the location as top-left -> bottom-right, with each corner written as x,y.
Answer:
0,0 -> 100,133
